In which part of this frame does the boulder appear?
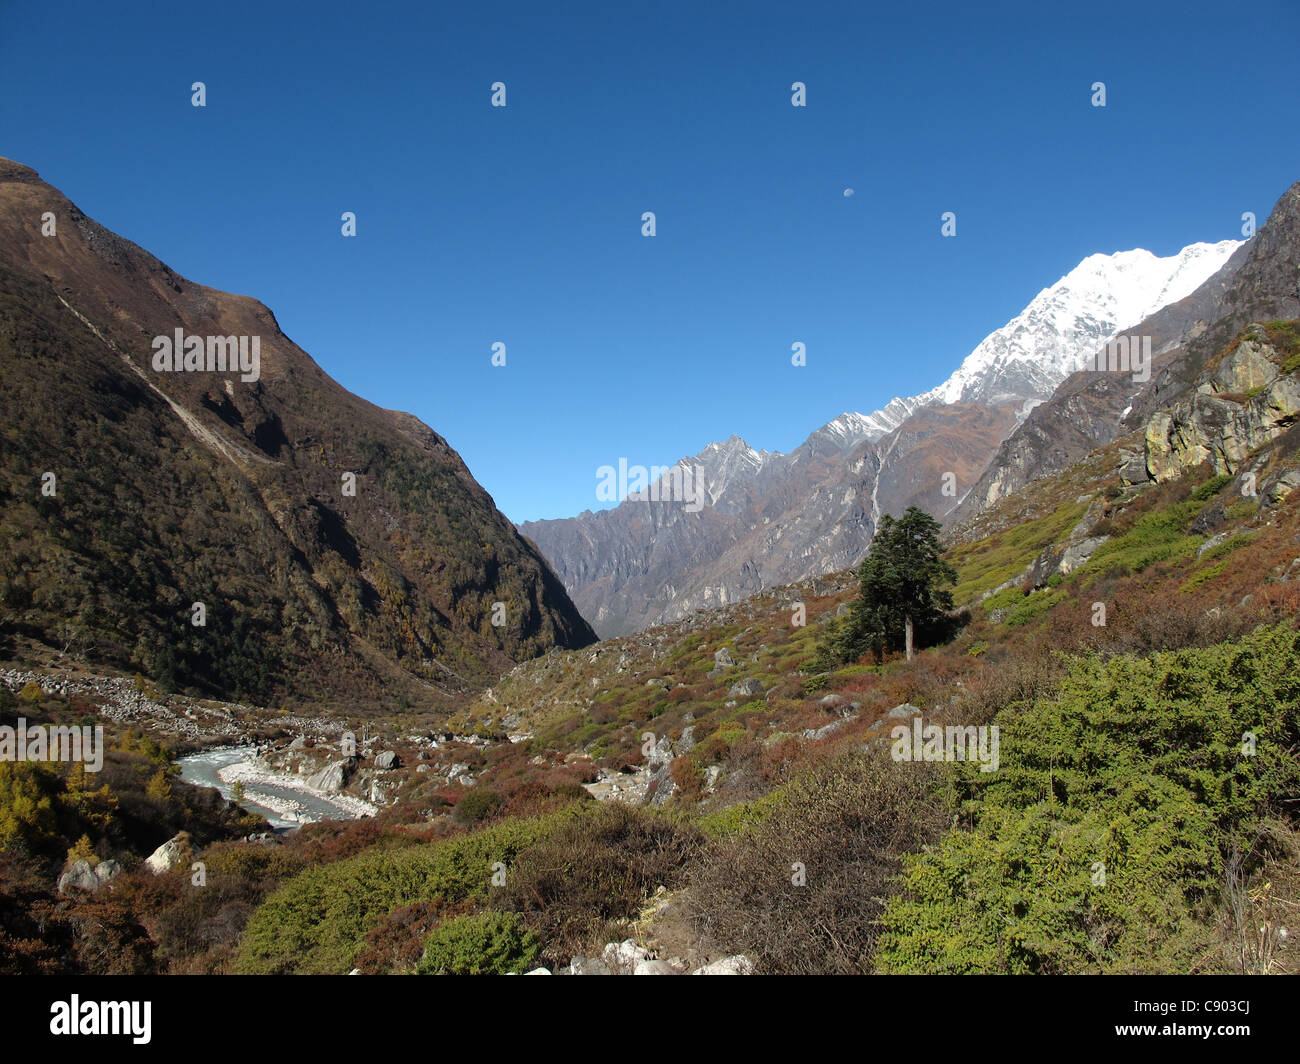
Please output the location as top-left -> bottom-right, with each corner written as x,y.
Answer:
646,735 -> 673,769
603,939 -> 652,971
713,647 -> 734,668
886,702 -> 921,720
633,960 -> 678,975
374,750 -> 398,770
819,693 -> 848,710
728,678 -> 765,698
57,860 -> 100,894
803,714 -> 858,742
692,955 -> 755,975
1145,327 -> 1300,483
306,759 -> 349,794
144,833 -> 192,875
568,956 -> 612,976
1196,531 -> 1235,559
94,859 -> 122,883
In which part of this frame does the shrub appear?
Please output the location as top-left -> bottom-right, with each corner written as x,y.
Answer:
497,802 -> 703,966
455,787 -> 503,823
687,748 -> 948,973
876,626 -> 1300,973
234,811 -> 565,974
415,912 -> 539,975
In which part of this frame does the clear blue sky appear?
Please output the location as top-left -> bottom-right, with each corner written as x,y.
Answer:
2,0 -> 1297,521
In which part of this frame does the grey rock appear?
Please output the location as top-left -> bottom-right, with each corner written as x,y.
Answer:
802,714 -> 858,742
1197,531 -> 1234,559
94,859 -> 122,883
374,750 -> 398,770
57,860 -> 100,894
728,678 -> 765,698
692,954 -> 755,975
603,939 -> 652,971
306,759 -> 349,793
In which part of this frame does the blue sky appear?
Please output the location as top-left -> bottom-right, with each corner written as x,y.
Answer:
2,0 -> 1298,521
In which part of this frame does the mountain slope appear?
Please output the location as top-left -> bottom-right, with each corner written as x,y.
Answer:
952,182 -> 1300,526
0,157 -> 595,711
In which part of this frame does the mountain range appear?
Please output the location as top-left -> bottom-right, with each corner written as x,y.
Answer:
520,235 -> 1244,635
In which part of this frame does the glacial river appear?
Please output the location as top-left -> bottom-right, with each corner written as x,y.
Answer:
177,745 -> 365,830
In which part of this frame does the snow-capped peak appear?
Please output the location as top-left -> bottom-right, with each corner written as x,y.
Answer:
917,238 -> 1241,407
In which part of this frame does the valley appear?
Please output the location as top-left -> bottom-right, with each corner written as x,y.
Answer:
2,166 -> 1298,980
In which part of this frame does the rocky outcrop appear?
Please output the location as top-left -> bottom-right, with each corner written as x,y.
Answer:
953,180 -> 1300,528
1145,324 -> 1300,481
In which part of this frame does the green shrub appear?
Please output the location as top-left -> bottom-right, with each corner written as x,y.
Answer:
802,673 -> 829,695
1005,587 -> 1068,627
876,626 -> 1300,973
234,810 -> 568,974
1083,499 -> 1204,575
1191,474 -> 1233,502
455,787 -> 503,823
415,912 -> 539,975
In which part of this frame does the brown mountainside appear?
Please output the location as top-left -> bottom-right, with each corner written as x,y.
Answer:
0,158 -> 595,712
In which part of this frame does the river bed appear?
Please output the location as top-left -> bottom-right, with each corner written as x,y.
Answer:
177,745 -> 372,829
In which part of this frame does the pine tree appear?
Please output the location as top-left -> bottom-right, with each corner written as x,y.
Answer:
837,506 -> 956,662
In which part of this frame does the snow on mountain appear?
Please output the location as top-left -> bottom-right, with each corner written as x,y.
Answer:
642,240 -> 1240,510
664,434 -> 774,507
863,238 -> 1242,421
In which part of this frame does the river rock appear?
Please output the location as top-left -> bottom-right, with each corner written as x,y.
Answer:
306,759 -> 349,794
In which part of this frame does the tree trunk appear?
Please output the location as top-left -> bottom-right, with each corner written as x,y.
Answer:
904,614 -> 914,661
